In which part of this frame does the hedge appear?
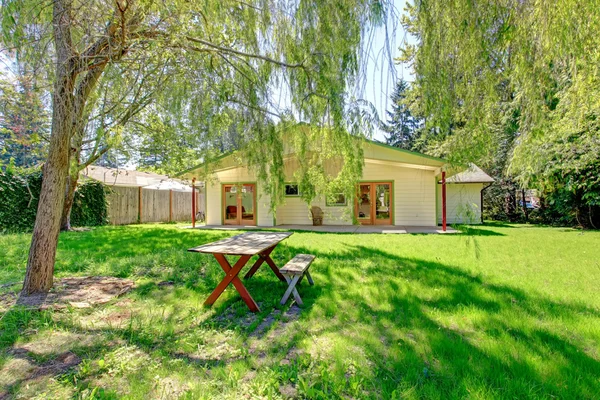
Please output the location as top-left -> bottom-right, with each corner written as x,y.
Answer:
0,168 -> 109,232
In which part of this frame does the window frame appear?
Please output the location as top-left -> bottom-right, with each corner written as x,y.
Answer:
326,193 -> 347,207
284,183 -> 301,197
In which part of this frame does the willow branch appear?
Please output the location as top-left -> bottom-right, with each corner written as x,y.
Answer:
184,36 -> 305,69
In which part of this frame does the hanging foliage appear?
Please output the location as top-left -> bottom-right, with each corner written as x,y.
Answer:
401,0 -> 600,226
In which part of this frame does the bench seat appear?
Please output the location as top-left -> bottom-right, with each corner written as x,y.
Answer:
280,254 -> 315,305
280,254 -> 315,275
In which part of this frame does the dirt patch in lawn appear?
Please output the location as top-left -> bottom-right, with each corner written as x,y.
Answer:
16,331 -> 103,357
0,276 -> 134,311
0,351 -> 81,398
252,305 -> 302,340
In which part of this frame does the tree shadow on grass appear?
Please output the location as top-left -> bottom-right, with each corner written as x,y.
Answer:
3,227 -> 599,398
281,243 -> 600,398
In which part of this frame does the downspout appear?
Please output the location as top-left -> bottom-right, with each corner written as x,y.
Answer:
480,183 -> 493,224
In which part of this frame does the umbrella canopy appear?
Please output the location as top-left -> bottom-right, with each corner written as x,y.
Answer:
144,179 -> 193,192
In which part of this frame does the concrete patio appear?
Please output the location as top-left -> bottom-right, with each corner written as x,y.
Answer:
189,224 -> 459,234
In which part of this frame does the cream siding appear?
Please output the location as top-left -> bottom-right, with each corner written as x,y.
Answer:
205,166 -> 274,226
437,183 -> 484,224
276,197 -> 311,225
205,181 -> 221,225
275,196 -> 353,225
362,161 -> 437,226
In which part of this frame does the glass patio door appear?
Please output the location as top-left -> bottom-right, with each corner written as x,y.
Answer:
223,184 -> 256,225
356,184 -> 372,224
356,182 -> 392,225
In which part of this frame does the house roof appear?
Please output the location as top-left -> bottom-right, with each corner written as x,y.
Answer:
175,138 -> 447,179
441,164 -> 494,184
366,139 -> 446,163
144,179 -> 196,192
81,165 -> 170,187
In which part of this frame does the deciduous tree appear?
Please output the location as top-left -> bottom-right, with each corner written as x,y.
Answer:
2,0 -> 393,293
401,0 -> 600,226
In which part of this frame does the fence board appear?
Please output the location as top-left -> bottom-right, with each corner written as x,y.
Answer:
106,186 -> 139,225
106,186 -> 204,225
142,188 -> 170,222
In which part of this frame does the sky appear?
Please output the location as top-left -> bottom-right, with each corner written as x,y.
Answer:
361,0 -> 415,141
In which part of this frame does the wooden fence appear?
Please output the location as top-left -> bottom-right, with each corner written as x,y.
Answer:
106,186 -> 204,225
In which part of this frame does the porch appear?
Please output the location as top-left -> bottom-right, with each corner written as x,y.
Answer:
189,224 -> 459,234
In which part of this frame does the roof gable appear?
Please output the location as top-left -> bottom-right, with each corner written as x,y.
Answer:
362,140 -> 446,168
442,164 -> 494,184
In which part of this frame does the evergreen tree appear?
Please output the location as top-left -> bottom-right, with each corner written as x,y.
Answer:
0,73 -> 48,168
383,80 -> 420,150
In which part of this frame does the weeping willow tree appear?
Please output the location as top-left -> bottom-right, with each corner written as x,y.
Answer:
401,0 -> 600,223
1,0 -> 395,293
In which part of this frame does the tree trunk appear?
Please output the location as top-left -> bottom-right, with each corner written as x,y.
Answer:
60,173 -> 79,231
22,0 -> 75,295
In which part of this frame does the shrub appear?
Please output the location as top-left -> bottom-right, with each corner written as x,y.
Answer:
0,168 -> 43,232
0,168 -> 108,232
70,179 -> 109,227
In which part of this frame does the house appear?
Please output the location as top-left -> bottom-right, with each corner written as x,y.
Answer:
176,140 -> 493,229
81,165 -> 169,187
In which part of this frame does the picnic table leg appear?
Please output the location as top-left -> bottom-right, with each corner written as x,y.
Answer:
263,254 -> 286,282
243,246 -> 273,279
281,275 -> 303,306
205,254 -> 260,312
243,246 -> 286,282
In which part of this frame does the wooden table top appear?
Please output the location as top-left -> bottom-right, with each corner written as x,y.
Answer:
188,232 -> 293,255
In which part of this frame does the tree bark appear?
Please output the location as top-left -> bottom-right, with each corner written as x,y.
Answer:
22,0 -> 75,294
60,173 -> 79,231
58,48 -> 111,232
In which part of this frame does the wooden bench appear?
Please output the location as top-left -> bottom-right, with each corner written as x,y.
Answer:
279,254 -> 315,305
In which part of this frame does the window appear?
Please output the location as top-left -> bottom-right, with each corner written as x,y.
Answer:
285,183 -> 300,196
326,193 -> 347,206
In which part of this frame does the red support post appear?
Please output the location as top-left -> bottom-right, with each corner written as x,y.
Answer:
192,177 -> 196,228
442,171 -> 447,232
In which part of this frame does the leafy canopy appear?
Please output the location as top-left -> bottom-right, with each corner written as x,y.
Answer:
401,0 -> 600,215
2,0 -> 393,209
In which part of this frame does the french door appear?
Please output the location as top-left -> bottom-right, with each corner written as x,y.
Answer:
223,184 -> 256,225
355,182 -> 393,225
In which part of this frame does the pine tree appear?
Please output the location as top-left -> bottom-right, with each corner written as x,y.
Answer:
383,80 -> 420,150
0,74 -> 48,168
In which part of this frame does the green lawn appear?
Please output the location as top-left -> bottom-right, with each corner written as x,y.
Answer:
1,223 -> 599,399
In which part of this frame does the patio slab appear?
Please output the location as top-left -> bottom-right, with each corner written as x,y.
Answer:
189,224 -> 458,234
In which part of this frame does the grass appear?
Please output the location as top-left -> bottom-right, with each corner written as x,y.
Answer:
0,222 -> 599,399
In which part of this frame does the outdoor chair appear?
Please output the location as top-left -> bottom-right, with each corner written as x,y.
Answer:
310,206 -> 324,226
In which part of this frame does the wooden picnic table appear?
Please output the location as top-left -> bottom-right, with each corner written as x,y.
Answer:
188,231 -> 293,312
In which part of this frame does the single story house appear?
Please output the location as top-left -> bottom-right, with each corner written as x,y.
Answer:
81,165 -> 169,187
177,140 -> 493,229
